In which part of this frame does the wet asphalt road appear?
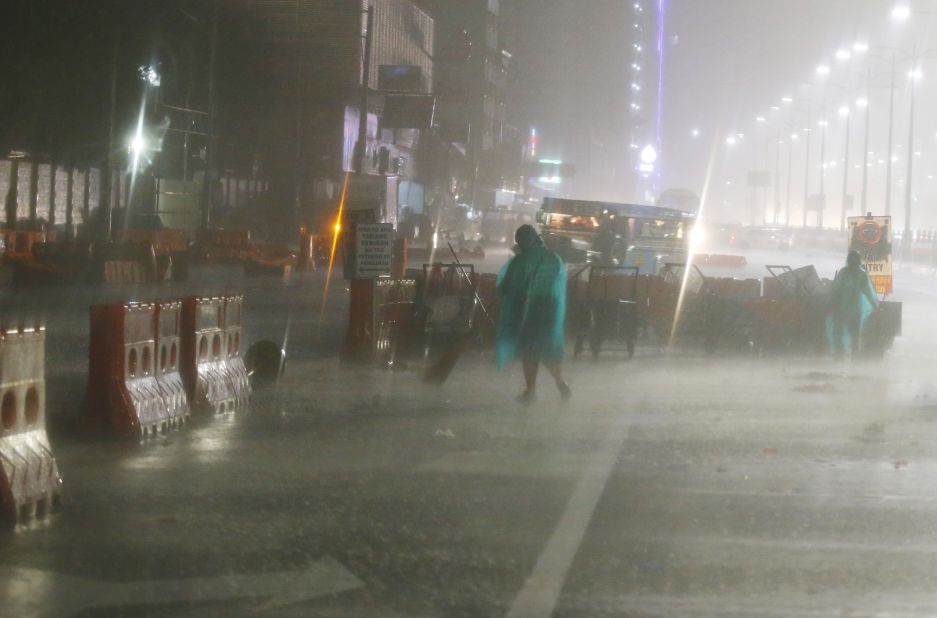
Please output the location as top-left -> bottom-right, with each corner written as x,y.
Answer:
3,253 -> 937,617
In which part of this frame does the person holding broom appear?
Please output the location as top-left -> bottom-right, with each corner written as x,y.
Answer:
497,224 -> 571,403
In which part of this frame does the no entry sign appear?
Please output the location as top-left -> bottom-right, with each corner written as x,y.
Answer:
847,215 -> 892,295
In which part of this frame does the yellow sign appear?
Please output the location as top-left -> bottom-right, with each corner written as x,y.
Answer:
847,216 -> 892,295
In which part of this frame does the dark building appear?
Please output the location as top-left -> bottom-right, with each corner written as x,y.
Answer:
238,0 -> 434,228
417,0 -> 509,209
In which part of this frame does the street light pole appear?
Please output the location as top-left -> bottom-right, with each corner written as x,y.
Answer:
885,51 -> 897,216
774,126 -> 782,224
818,119 -> 827,228
860,90 -> 871,214
785,133 -> 794,226
903,67 -> 918,254
200,0 -> 218,231
802,127 -> 811,230
840,109 -> 852,231
354,4 -> 375,175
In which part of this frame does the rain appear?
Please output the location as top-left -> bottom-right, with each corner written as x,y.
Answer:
0,1 -> 934,616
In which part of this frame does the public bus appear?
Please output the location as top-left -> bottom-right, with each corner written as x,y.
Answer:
538,197 -> 696,274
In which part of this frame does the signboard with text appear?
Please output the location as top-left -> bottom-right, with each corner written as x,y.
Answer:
354,223 -> 394,279
341,208 -> 377,280
848,215 -> 893,295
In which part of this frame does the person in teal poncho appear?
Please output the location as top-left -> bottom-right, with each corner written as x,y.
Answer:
497,225 -> 571,402
828,250 -> 879,355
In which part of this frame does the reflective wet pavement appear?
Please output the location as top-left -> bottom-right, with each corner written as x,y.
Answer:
3,260 -> 937,617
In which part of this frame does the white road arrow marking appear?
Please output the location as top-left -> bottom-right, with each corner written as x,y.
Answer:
2,556 -> 364,618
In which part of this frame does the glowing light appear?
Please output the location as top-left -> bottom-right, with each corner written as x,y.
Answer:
129,134 -> 146,155
816,64 -> 831,75
910,68 -> 923,80
835,49 -> 852,61
781,96 -> 793,103
856,97 -> 869,108
756,116 -> 767,123
726,136 -> 737,146
691,128 -> 700,138
321,172 -> 352,317
640,145 -> 658,164
138,65 -> 161,87
853,42 -> 869,53
892,4 -> 911,20
838,106 -> 850,117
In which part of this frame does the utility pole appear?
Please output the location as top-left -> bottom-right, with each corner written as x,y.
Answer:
201,0 -> 218,231
354,4 -> 375,175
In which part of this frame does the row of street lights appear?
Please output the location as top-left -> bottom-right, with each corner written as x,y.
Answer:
716,2 -> 937,244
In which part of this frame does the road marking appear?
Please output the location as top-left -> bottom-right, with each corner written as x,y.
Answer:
3,555 -> 363,618
506,421 -> 630,618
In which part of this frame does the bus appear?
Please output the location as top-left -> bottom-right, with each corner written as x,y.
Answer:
539,197 -> 696,274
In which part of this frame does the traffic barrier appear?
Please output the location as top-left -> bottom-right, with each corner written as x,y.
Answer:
181,296 -> 237,413
155,301 -> 190,426
103,261 -> 147,285
200,229 -> 253,260
587,270 -> 639,302
117,229 -> 190,256
706,277 -> 761,300
222,294 -> 251,408
0,324 -> 62,527
373,279 -> 416,365
342,280 -> 376,361
0,230 -> 56,260
693,254 -> 748,268
392,238 -> 408,279
344,279 -> 419,363
84,302 -> 187,438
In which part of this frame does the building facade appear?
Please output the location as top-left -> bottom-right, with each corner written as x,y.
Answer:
240,0 -> 434,227
419,0 -> 509,209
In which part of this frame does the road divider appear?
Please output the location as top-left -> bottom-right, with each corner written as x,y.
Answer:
84,302 -> 189,438
0,323 -> 62,528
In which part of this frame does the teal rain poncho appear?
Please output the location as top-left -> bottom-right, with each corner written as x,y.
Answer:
826,265 -> 879,353
496,227 -> 567,368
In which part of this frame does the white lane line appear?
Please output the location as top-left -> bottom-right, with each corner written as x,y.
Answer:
506,421 -> 630,618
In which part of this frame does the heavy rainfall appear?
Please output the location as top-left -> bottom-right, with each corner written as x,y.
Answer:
0,0 -> 935,616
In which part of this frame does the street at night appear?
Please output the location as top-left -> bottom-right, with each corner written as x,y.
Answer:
4,1 -> 937,617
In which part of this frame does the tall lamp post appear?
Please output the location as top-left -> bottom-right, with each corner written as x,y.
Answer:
903,65 -> 922,254
838,105 -> 852,231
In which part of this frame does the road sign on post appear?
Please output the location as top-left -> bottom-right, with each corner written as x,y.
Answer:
848,215 -> 893,295
354,223 -> 393,279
